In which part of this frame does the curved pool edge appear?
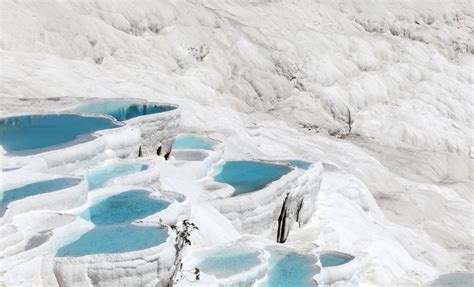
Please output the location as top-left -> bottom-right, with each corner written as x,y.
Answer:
207,160 -> 323,240
42,183 -> 190,287
85,159 -> 161,191
0,112 -> 124,157
0,175 -> 88,223
314,251 -> 359,285
187,246 -> 270,287
126,104 -> 181,158
46,224 -> 177,287
71,98 -> 182,158
1,98 -> 182,171
172,133 -> 222,151
170,149 -> 223,180
258,246 -> 320,287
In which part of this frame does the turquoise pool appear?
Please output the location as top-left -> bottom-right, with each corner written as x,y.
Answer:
56,225 -> 168,257
0,114 -> 120,155
1,178 -> 82,215
86,162 -> 148,190
74,100 -> 175,121
173,135 -> 214,150
57,189 -> 171,257
197,248 -> 262,278
319,252 -> 354,267
213,161 -> 292,196
81,190 -> 170,225
259,250 -> 319,287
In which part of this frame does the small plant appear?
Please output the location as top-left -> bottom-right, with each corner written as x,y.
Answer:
188,45 -> 210,62
169,219 -> 200,286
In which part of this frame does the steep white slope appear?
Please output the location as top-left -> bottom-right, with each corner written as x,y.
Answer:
1,0 -> 471,154
1,0 -> 472,285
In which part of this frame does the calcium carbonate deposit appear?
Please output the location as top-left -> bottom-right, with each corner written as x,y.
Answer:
0,0 -> 472,286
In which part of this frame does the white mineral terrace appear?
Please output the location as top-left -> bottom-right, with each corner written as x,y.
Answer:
0,99 -> 330,286
1,1 -> 472,286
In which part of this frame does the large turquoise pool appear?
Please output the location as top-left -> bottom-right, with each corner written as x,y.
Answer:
57,189 -> 171,257
74,100 -> 176,121
0,114 -> 120,155
81,190 -> 170,225
56,225 -> 168,257
213,161 -> 292,196
86,162 -> 148,190
259,250 -> 319,287
1,178 -> 82,215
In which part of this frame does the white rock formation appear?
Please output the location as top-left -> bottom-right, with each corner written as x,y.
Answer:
0,0 -> 472,285
209,162 -> 323,242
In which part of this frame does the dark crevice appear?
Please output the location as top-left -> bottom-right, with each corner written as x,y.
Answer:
295,199 -> 304,225
138,146 -> 142,157
277,193 -> 290,243
164,150 -> 171,160
157,146 -> 162,156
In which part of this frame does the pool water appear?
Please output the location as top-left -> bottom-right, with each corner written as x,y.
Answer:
287,160 -> 312,170
173,135 -> 214,150
1,178 -> 81,215
172,150 -> 208,161
319,253 -> 354,267
260,251 -> 319,287
74,100 -> 175,121
197,248 -> 262,278
58,189 -> 171,257
213,161 -> 292,196
86,163 -> 147,190
81,190 -> 170,225
431,273 -> 474,287
0,114 -> 120,154
56,225 -> 168,257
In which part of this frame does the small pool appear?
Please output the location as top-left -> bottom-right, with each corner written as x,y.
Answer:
74,100 -> 176,121
197,248 -> 262,278
56,225 -> 168,257
0,114 -> 120,155
319,252 -> 354,267
213,161 -> 292,196
1,178 -> 82,215
173,134 -> 215,150
172,150 -> 208,161
259,250 -> 319,287
86,162 -> 148,190
431,273 -> 474,287
286,160 -> 312,170
81,190 -> 170,225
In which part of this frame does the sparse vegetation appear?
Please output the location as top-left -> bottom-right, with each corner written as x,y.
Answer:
169,220 -> 200,286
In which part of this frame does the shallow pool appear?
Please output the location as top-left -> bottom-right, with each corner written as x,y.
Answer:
197,248 -> 262,278
319,252 -> 354,267
286,160 -> 312,170
1,178 -> 82,215
86,162 -> 147,190
74,100 -> 175,121
213,161 -> 292,196
172,150 -> 208,161
81,190 -> 170,225
259,250 -> 319,287
431,272 -> 474,287
0,114 -> 120,155
173,135 -> 214,150
56,225 -> 168,257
